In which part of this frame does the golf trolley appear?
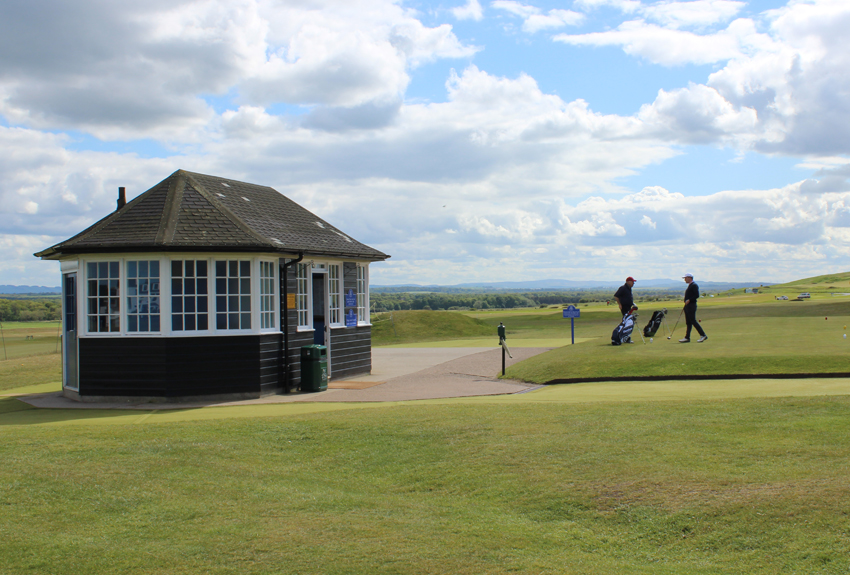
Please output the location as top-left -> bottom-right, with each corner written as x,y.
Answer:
612,307 -> 642,345
643,307 -> 673,340
614,307 -> 679,346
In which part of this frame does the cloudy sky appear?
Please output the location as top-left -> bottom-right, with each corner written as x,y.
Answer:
3,0 -> 849,286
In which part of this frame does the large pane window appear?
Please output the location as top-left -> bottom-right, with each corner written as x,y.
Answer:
87,261 -> 120,333
296,263 -> 309,328
260,261 -> 276,329
127,260 -> 161,332
357,264 -> 368,324
215,260 -> 252,330
328,264 -> 341,326
171,260 -> 209,331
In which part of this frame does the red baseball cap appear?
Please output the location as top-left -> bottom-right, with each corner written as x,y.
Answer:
626,276 -> 636,282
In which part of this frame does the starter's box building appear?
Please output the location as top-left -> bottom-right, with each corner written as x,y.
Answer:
35,170 -> 389,401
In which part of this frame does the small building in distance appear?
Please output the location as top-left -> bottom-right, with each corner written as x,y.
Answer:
35,170 -> 389,402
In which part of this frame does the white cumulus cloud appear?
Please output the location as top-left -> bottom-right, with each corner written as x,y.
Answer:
452,0 -> 484,21
491,1 -> 584,33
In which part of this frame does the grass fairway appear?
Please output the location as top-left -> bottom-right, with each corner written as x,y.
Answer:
2,398 -> 850,574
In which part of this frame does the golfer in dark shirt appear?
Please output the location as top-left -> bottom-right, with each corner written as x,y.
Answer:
613,277 -> 636,316
680,273 -> 707,343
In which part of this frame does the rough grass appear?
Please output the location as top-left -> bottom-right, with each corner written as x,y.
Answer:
2,399 -> 850,574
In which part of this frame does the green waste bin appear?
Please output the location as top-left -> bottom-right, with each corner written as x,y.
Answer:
301,345 -> 328,392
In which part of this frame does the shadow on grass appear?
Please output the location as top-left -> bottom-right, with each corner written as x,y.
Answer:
0,396 -> 202,427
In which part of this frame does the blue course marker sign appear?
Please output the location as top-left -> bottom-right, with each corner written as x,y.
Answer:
562,305 -> 580,344
562,305 -> 580,318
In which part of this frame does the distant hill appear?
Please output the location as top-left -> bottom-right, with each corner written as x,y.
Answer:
373,278 -> 770,292
773,272 -> 850,288
0,285 -> 61,294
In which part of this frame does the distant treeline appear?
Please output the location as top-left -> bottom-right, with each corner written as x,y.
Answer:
0,296 -> 61,322
371,290 -> 681,311
372,286 -> 499,294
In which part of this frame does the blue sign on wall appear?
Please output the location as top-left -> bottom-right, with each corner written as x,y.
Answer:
345,309 -> 357,327
345,289 -> 357,308
562,305 -> 580,318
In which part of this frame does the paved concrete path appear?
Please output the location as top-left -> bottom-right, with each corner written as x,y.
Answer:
21,347 -> 551,410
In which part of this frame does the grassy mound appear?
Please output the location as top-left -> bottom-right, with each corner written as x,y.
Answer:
505,299 -> 850,383
724,270 -> 850,297
779,271 -> 850,288
372,310 -> 493,345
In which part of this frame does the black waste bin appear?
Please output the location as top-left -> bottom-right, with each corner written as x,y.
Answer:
301,345 -> 328,392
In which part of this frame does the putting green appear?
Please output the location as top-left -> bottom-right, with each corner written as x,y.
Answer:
381,337 -> 592,348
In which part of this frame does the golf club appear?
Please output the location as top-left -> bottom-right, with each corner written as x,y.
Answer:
660,308 -> 671,338
634,312 -> 646,344
667,308 -> 684,340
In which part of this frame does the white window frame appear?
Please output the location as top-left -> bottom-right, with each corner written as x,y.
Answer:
296,263 -> 311,331
170,258 -> 211,334
357,263 -> 370,325
328,263 -> 343,327
85,259 -> 122,335
125,258 -> 162,334
259,259 -> 277,332
213,259 -> 253,332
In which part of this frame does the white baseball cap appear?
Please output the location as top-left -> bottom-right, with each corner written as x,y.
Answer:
683,273 -> 693,278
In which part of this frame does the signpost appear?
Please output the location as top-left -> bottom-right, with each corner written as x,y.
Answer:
562,305 -> 580,344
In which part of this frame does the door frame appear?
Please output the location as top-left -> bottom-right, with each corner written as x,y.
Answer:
311,268 -> 332,376
62,272 -> 79,391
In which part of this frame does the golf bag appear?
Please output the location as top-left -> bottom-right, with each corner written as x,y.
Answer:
611,312 -> 636,346
643,309 -> 667,337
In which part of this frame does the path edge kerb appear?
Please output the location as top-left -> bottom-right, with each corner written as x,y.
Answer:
545,372 -> 850,385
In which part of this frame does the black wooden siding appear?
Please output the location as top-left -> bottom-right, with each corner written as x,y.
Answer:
78,334 -> 280,398
329,326 -> 371,379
